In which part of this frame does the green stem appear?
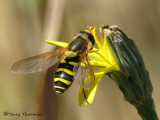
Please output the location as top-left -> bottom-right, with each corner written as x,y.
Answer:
135,98 -> 158,120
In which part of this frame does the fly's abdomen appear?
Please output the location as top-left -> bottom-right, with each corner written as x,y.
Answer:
54,51 -> 79,94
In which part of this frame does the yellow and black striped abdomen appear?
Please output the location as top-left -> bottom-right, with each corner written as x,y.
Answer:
54,51 -> 79,94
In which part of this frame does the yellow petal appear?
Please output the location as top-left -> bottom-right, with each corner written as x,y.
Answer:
78,87 -> 86,106
88,51 -> 104,62
103,30 -> 120,70
78,68 -> 106,106
85,74 -> 103,106
89,27 -> 103,52
90,61 -> 109,68
45,40 -> 68,48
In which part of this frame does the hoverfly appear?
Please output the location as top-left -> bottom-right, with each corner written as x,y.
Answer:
11,30 -> 95,94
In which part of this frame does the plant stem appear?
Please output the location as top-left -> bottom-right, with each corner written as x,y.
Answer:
135,98 -> 158,120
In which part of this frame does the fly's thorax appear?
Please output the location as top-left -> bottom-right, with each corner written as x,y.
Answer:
68,37 -> 88,53
68,37 -> 93,54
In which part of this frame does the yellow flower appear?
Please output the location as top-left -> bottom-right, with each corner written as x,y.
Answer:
45,26 -> 120,106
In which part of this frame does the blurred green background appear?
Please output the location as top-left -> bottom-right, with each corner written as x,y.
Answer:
0,0 -> 159,120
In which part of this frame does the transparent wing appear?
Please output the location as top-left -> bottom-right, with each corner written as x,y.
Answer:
11,48 -> 66,73
73,54 -> 95,90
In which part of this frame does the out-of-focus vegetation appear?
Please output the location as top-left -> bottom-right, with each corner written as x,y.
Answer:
0,0 -> 159,120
